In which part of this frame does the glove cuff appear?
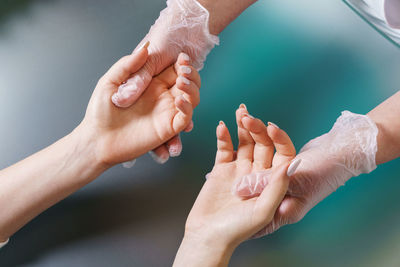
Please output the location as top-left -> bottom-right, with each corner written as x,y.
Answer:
320,111 -> 378,176
162,0 -> 220,70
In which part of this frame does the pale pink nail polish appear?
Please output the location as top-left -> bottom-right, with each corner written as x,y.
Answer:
149,151 -> 169,164
179,76 -> 191,85
181,53 -> 190,62
287,158 -> 302,176
243,113 -> 255,119
268,122 -> 280,129
180,66 -> 192,74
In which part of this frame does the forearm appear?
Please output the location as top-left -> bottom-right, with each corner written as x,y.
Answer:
0,126 -> 107,241
367,91 -> 400,165
197,0 -> 258,35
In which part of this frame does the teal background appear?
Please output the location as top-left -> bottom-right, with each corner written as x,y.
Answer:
0,0 -> 400,266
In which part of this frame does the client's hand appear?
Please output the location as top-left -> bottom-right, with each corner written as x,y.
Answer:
79,46 -> 201,167
234,111 -> 378,237
173,105 -> 301,267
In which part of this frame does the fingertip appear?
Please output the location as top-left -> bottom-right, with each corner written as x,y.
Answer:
241,114 -> 256,129
236,104 -> 249,125
216,120 -> 226,136
267,122 -> 281,137
167,135 -> 183,157
177,52 -> 190,65
111,91 -> 137,108
184,120 -> 194,132
287,158 -> 302,177
149,147 -> 169,164
134,41 -> 150,55
177,76 -> 191,87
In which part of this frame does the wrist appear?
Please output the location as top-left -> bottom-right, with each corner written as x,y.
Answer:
68,125 -> 110,182
148,0 -> 219,71
174,232 -> 236,267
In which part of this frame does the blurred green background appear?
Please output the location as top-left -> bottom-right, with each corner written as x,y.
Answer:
0,0 -> 400,266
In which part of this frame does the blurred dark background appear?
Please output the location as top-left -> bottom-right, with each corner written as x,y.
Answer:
0,0 -> 400,266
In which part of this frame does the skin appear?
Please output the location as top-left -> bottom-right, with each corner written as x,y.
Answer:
236,91 -> 400,237
367,91 -> 400,165
116,0 -> 259,162
173,105 -> 297,267
0,47 -> 201,242
197,0 -> 258,35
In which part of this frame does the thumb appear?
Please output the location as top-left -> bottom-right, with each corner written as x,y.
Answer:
112,64 -> 153,108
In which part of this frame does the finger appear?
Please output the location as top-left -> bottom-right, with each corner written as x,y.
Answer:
254,162 -> 291,226
267,122 -> 296,167
236,104 -> 255,161
242,115 -> 274,170
175,76 -> 200,107
155,64 -> 178,89
175,53 -> 201,88
149,146 -> 169,164
167,135 -> 183,157
173,95 -> 193,132
104,42 -> 149,86
215,121 -> 234,164
111,65 -> 153,108
184,120 -> 194,132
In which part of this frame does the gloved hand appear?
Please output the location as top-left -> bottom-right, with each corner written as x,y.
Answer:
234,111 -> 379,237
113,0 -> 219,164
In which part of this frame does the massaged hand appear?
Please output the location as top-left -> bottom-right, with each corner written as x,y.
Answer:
111,0 -> 219,163
80,46 -> 201,167
173,105 -> 301,267
234,111 -> 379,237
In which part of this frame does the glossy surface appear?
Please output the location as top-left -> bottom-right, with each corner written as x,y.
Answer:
344,0 -> 400,46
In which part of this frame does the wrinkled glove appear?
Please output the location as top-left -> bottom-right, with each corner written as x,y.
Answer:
112,0 -> 219,108
234,111 -> 379,237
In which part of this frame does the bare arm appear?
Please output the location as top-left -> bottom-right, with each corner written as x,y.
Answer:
368,91 -> 400,165
0,130 -> 104,242
198,0 -> 258,35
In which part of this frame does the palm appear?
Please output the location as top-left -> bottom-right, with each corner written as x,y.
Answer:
85,74 -> 190,165
185,106 -> 293,245
188,162 -> 264,243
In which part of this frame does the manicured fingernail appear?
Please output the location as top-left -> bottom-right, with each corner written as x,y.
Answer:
268,122 -> 280,129
169,145 -> 182,157
111,93 -> 120,105
179,76 -> 191,85
181,53 -> 190,62
178,95 -> 189,103
243,113 -> 255,119
239,103 -> 247,109
185,121 -> 194,132
219,120 -> 225,126
139,41 -> 150,51
180,66 -> 192,74
149,151 -> 169,164
287,158 -> 302,177
122,159 -> 136,168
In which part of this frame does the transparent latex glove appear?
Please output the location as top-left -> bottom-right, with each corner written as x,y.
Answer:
113,0 -> 218,164
234,111 -> 379,238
